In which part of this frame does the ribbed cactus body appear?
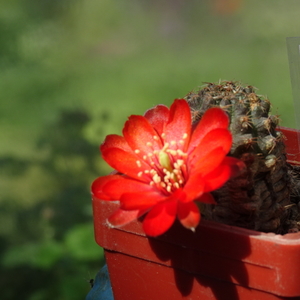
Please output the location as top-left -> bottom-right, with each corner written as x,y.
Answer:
185,81 -> 296,233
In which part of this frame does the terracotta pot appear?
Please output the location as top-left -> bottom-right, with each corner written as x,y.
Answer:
92,127 -> 300,300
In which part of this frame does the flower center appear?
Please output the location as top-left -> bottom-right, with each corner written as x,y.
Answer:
136,133 -> 188,195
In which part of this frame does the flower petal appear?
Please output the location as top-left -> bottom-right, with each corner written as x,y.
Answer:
189,108 -> 229,153
189,128 -> 232,163
197,192 -> 217,204
100,134 -> 131,153
142,197 -> 178,236
203,157 -> 246,192
144,104 -> 169,135
91,174 -> 124,200
102,147 -> 150,181
103,176 -> 155,199
123,115 -> 163,157
108,208 -> 148,228
164,99 -> 191,151
177,201 -> 200,230
203,164 -> 231,192
120,191 -> 166,210
182,173 -> 205,202
191,147 -> 227,176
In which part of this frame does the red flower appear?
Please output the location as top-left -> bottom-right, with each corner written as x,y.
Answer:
92,99 -> 245,236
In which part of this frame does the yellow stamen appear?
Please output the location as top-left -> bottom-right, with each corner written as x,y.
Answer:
153,174 -> 161,183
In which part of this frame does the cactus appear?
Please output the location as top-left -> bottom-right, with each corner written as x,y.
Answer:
185,81 -> 299,233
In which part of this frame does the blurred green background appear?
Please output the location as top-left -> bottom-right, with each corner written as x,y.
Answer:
1,0 -> 300,299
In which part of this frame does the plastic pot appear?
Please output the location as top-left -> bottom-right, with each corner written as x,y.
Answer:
93,127 -> 300,300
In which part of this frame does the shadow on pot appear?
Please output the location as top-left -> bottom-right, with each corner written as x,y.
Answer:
148,219 -> 251,300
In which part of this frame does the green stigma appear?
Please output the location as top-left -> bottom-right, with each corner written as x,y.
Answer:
159,150 -> 173,172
